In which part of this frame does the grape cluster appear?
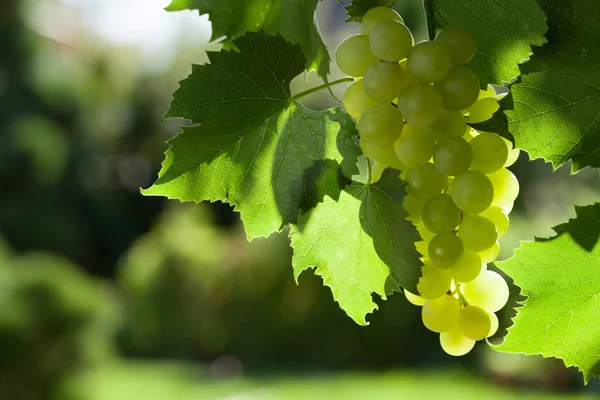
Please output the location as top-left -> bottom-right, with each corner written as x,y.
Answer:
337,7 -> 521,356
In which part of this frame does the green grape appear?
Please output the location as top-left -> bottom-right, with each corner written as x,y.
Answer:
404,289 -> 426,306
479,206 -> 509,236
422,194 -> 461,233
422,294 -> 460,332
467,97 -> 500,123
451,250 -> 483,283
428,232 -> 464,269
457,215 -> 498,252
397,83 -> 443,126
369,20 -> 413,62
394,124 -> 435,168
502,137 -> 520,167
450,170 -> 494,214
479,241 -> 500,264
487,168 -> 519,209
469,132 -> 508,173
488,312 -> 499,337
434,66 -> 480,111
427,109 -> 467,141
458,305 -> 492,340
434,137 -> 473,176
462,270 -> 510,312
407,41 -> 452,83
361,138 -> 405,168
336,35 -> 379,77
403,195 -> 424,223
361,6 -> 403,35
434,25 -> 476,65
440,328 -> 476,356
363,61 -> 406,103
405,163 -> 447,200
358,104 -> 403,143
343,80 -> 378,121
417,262 -> 452,299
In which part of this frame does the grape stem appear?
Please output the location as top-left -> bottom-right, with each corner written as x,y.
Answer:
454,283 -> 469,307
291,77 -> 354,101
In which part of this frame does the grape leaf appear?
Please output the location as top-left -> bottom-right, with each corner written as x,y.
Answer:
290,170 -> 422,325
165,0 -> 329,79
143,31 -> 361,240
424,0 -> 547,88
496,203 -> 600,383
343,0 -> 398,22
476,1 -> 600,172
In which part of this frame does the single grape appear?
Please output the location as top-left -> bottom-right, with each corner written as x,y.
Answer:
451,250 -> 483,283
469,132 -> 509,173
502,137 -> 520,167
369,20 -> 413,62
467,97 -> 500,123
394,124 -> 436,168
462,270 -> 510,312
428,232 -> 464,269
479,241 -> 500,264
336,35 -> 379,77
405,163 -> 447,200
450,170 -> 494,214
343,80 -> 378,121
479,206 -> 509,236
458,305 -> 492,340
434,26 -> 476,65
361,6 -> 403,35
422,194 -> 462,233
397,83 -> 443,127
403,195 -> 424,223
434,137 -> 473,176
363,61 -> 407,103
487,168 -> 519,209
427,109 -> 467,142
458,215 -> 498,252
434,66 -> 480,111
440,328 -> 476,356
418,262 -> 452,299
361,138 -> 405,168
405,289 -> 426,306
422,294 -> 461,332
359,104 -> 403,142
407,41 -> 452,83
488,312 -> 499,337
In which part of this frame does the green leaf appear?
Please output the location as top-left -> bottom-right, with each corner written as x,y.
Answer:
424,0 -> 547,88
343,0 -> 398,22
143,31 -> 361,240
290,170 -> 422,325
166,0 -> 330,79
496,203 -> 600,383
477,0 -> 600,172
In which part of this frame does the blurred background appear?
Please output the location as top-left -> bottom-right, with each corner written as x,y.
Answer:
1,0 -> 600,398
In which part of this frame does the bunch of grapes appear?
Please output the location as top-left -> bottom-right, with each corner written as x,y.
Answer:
337,7 -> 520,356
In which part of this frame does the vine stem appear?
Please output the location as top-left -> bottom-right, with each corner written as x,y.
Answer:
291,77 -> 354,101
366,157 -> 373,185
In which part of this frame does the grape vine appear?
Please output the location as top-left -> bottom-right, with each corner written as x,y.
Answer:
147,0 -> 600,382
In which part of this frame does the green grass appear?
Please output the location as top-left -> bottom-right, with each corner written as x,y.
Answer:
80,361 -> 595,400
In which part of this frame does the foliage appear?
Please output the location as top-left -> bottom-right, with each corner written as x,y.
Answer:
143,32 -> 361,240
165,0 -> 330,79
342,0 -> 398,22
0,244 -> 118,400
497,203 -> 600,383
473,0 -> 600,172
291,170 -> 421,325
